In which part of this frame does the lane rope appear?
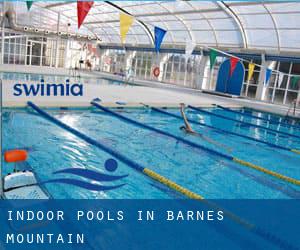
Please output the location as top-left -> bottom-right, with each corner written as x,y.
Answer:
92,102 -> 300,187
188,105 -> 300,140
27,101 -> 298,250
216,104 -> 300,130
233,158 -> 300,186
147,105 -> 300,154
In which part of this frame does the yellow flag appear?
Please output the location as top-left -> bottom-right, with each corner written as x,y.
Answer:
247,63 -> 255,82
120,13 -> 134,44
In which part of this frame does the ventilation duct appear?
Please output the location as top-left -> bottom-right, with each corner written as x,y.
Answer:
1,7 -> 101,42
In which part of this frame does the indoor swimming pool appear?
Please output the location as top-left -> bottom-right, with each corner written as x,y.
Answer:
2,105 -> 300,199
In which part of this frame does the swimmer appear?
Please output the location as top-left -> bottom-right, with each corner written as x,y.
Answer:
179,103 -> 232,152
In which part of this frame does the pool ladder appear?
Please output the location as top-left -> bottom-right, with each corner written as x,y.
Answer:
286,99 -> 298,118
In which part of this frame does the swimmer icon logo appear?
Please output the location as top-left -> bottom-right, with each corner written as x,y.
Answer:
43,159 -> 128,191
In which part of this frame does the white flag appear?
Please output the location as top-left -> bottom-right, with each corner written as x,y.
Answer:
185,38 -> 196,62
277,73 -> 284,88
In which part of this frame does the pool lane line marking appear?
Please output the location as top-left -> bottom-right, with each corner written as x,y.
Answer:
232,158 -> 300,186
141,105 -> 300,197
146,105 -> 300,155
291,149 -> 300,155
244,106 -> 300,124
27,102 -> 298,250
188,105 -> 300,140
92,102 -> 300,187
27,102 -> 205,198
215,104 -> 300,130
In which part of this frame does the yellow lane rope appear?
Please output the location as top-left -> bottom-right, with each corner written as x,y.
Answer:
143,168 -> 204,199
233,158 -> 300,186
291,149 -> 300,155
143,168 -> 254,229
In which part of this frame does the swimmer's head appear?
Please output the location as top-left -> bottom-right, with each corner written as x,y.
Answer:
180,126 -> 186,131
180,103 -> 185,108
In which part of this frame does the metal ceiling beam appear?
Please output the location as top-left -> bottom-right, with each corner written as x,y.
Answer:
44,1 -> 75,9
85,8 -> 222,23
85,16 -> 231,25
104,1 -> 154,45
263,3 -> 281,53
217,1 -> 248,48
227,1 -> 292,7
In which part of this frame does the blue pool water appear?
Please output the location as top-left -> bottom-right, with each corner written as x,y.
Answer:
0,71 -> 129,85
2,106 -> 300,199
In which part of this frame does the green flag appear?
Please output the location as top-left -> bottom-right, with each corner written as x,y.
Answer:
209,49 -> 218,70
26,1 -> 33,10
291,76 -> 300,89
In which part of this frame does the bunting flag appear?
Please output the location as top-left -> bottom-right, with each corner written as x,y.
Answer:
247,63 -> 255,82
120,13 -> 134,44
291,76 -> 300,89
209,49 -> 217,70
26,1 -> 33,10
264,68 -> 272,86
77,1 -> 94,29
277,73 -> 284,88
184,38 -> 196,62
229,57 -> 239,76
154,26 -> 167,53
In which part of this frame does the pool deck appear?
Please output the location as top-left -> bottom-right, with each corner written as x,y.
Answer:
1,69 -> 299,118
2,79 -> 241,108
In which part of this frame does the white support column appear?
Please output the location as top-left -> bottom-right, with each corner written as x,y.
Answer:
55,12 -> 61,68
1,23 -> 4,64
64,40 -> 70,69
255,54 -> 269,101
198,55 -> 209,90
159,54 -> 168,82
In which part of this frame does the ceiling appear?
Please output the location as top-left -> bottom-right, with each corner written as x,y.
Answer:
4,1 -> 300,53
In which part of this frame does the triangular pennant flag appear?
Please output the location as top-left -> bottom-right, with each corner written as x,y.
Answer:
209,49 -> 218,70
229,57 -> 239,76
291,76 -> 300,89
154,26 -> 167,53
277,73 -> 284,88
26,1 -> 33,10
264,68 -> 272,86
120,13 -> 134,44
77,1 -> 94,29
185,38 -> 196,62
247,63 -> 255,82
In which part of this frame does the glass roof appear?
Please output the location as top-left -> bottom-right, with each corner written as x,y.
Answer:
5,1 -> 300,52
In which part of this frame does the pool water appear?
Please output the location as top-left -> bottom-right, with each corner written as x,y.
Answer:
2,106 -> 300,199
0,71 -> 129,86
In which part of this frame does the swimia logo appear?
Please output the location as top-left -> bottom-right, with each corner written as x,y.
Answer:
13,79 -> 83,97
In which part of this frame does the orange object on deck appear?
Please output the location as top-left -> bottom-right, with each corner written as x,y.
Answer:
4,149 -> 28,163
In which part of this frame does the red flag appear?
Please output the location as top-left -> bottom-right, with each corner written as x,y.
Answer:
77,1 -> 94,29
229,57 -> 239,76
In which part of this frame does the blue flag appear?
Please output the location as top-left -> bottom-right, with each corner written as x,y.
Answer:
264,68 -> 272,86
154,26 -> 167,53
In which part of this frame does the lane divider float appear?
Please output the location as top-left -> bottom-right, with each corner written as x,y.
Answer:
91,102 -> 300,187
215,104 -> 300,130
188,105 -> 300,140
27,101 -> 297,250
145,105 -> 300,155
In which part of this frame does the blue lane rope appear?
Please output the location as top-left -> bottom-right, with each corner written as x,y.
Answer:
188,105 -> 300,140
91,101 -> 232,160
244,107 -> 300,124
28,102 -> 144,172
27,102 -> 299,250
215,104 -> 300,130
147,106 -> 298,154
91,102 -> 300,186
